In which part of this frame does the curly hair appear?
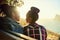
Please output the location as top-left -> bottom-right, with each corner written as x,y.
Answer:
0,4 -> 16,17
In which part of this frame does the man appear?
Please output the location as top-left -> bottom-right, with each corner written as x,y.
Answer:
0,4 -> 23,33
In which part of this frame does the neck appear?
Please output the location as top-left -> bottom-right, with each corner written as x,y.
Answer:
29,22 -> 35,25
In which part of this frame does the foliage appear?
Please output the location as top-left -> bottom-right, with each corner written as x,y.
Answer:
0,0 -> 24,6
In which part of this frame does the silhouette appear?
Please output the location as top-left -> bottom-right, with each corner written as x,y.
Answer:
24,7 -> 47,40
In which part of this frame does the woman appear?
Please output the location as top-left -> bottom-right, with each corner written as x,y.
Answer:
24,7 -> 47,40
0,4 -> 23,33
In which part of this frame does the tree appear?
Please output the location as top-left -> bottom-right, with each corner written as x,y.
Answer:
0,0 -> 24,7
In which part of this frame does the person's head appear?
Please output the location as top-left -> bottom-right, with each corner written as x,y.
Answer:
0,0 -> 8,5
0,4 -> 20,21
26,7 -> 40,24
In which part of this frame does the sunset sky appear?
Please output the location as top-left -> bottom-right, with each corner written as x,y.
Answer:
17,0 -> 60,19
17,0 -> 60,34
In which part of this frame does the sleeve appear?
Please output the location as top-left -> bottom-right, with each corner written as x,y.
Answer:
39,25 -> 47,40
42,26 -> 47,40
45,28 -> 47,40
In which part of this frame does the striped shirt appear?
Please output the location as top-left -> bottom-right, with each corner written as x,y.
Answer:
24,23 -> 47,40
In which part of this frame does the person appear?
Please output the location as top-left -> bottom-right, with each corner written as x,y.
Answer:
23,7 -> 47,40
0,4 -> 23,33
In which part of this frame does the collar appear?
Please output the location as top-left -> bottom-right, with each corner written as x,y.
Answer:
28,23 -> 39,28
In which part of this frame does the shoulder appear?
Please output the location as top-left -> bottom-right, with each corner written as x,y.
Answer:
39,25 -> 46,30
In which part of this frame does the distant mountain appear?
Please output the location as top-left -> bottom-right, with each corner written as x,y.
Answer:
37,14 -> 60,34
54,14 -> 60,21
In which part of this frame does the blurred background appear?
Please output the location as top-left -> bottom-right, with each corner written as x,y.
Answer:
0,0 -> 60,40
19,0 -> 60,40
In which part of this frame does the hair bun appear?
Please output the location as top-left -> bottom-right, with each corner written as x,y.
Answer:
31,7 -> 40,13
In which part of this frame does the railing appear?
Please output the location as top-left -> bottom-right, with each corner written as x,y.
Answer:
0,30 -> 37,40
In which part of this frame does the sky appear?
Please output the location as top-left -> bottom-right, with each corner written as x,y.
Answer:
44,20 -> 60,34
17,0 -> 60,19
17,0 -> 60,34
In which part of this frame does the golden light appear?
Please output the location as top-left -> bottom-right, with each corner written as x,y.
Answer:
16,6 -> 26,19
16,0 -> 60,26
16,0 -> 59,19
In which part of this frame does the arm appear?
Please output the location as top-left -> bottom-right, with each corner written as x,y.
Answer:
39,25 -> 47,40
45,29 -> 47,40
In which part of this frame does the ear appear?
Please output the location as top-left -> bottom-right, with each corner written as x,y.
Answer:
28,17 -> 32,23
0,12 -> 6,17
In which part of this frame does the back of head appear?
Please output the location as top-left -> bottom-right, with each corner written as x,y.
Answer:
0,0 -> 8,5
27,7 -> 40,22
0,4 -> 16,18
0,4 -> 11,17
0,4 -> 17,31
